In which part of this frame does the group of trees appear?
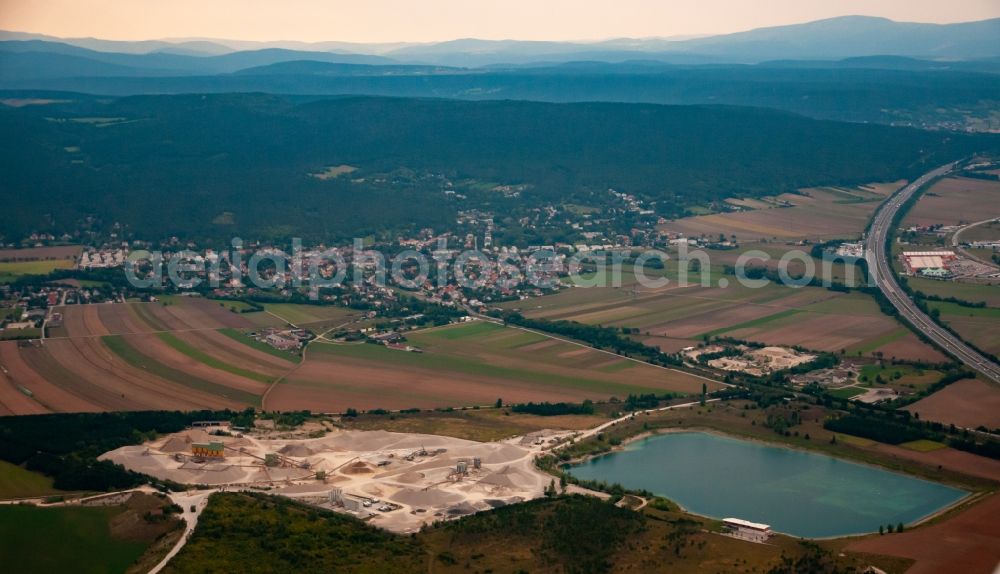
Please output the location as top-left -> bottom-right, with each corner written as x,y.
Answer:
510,401 -> 596,416
878,523 -> 905,535
824,410 -> 1000,460
167,492 -> 423,573
442,494 -> 645,574
623,393 -> 678,411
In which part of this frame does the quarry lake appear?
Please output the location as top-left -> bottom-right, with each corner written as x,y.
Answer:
567,432 -> 967,538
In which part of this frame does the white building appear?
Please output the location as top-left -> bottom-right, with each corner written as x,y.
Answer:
329,488 -> 368,512
722,518 -> 773,543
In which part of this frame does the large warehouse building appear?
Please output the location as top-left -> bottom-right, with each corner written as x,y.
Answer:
901,251 -> 956,275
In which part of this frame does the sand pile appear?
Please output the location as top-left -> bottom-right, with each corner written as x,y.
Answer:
102,447 -> 163,474
396,471 -> 425,484
392,488 -> 464,508
479,466 -> 525,488
279,444 -> 315,457
159,437 -> 190,453
343,461 -> 375,474
185,429 -> 212,443
480,444 -> 523,465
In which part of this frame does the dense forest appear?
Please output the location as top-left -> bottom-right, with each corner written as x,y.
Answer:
1,94 -> 993,243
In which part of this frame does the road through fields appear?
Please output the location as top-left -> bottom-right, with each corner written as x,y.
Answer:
865,163 -> 1000,383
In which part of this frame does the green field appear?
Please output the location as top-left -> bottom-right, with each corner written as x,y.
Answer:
310,336 -> 663,396
849,328 -> 910,355
697,308 -> 801,339
158,296 -> 260,315
156,331 -> 274,383
213,300 -> 260,313
0,307 -> 22,321
928,301 -> 1000,355
261,303 -> 355,326
900,439 -> 948,453
510,277 -> 923,359
928,301 -> 1000,318
293,320 -> 715,407
417,320 -> 501,340
0,327 -> 42,340
909,277 -> 1000,308
0,505 -> 149,574
509,278 -> 792,329
0,461 -> 59,499
218,328 -> 301,364
104,335 -> 261,405
856,364 -> 943,394
0,259 -> 74,282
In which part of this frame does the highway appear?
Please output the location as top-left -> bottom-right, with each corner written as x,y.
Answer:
865,162 -> 1000,383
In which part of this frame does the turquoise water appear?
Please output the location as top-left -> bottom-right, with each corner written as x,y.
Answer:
567,432 -> 967,538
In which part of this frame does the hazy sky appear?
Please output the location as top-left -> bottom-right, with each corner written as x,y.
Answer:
1,0 -> 998,43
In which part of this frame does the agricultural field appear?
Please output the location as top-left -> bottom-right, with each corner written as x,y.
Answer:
827,386 -> 870,400
903,176 -> 1000,227
907,277 -> 1000,308
0,326 -> 42,340
899,439 -> 948,453
0,259 -> 74,282
342,406 -> 608,442
858,364 -> 944,393
926,302 -> 1000,356
266,321 -> 718,413
958,220 -> 1000,243
258,303 -> 357,328
661,182 -> 900,241
904,378 -> 1000,431
0,492 -> 182,574
4,293 -> 721,415
703,242 -> 869,287
0,245 -> 81,262
0,460 -> 60,498
847,491 -> 1000,574
0,298 -> 307,415
0,243 -> 80,283
506,278 -> 944,362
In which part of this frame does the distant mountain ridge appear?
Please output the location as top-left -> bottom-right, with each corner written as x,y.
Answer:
2,15 -> 998,67
669,16 -> 1000,61
2,16 -> 998,131
0,40 -> 398,79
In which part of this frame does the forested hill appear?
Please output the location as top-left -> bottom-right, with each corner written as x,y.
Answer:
0,94 -> 993,243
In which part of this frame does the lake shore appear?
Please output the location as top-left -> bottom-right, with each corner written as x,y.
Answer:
562,428 -> 973,539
